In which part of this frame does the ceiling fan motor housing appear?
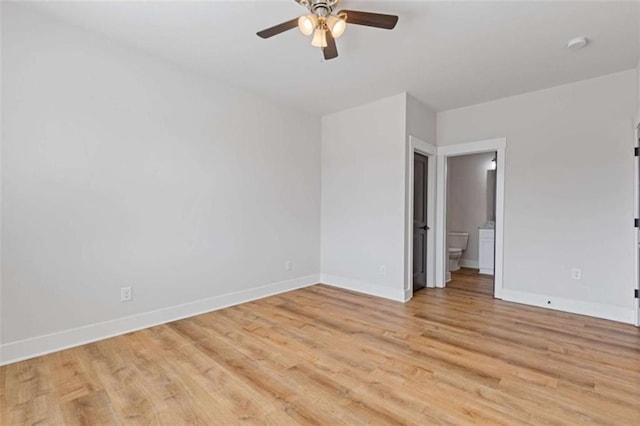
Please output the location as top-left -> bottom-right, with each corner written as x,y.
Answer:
304,0 -> 339,17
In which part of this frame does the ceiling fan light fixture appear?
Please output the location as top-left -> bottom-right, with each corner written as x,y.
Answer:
298,14 -> 317,36
311,28 -> 327,48
327,14 -> 347,38
257,4 -> 399,61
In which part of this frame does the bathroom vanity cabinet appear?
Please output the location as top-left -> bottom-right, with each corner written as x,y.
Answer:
478,228 -> 495,275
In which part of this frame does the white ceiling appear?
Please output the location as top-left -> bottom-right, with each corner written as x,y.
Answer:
23,1 -> 640,115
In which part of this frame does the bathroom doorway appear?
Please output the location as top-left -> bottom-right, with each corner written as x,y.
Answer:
435,138 -> 506,299
445,152 -> 497,295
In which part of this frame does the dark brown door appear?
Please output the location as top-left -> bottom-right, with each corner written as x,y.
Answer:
413,153 -> 428,292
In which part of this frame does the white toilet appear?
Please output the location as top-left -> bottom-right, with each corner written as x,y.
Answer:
448,232 -> 469,272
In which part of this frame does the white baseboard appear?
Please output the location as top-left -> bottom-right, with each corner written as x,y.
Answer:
403,288 -> 414,302
500,289 -> 635,324
0,274 -> 320,366
459,259 -> 479,269
321,274 -> 405,302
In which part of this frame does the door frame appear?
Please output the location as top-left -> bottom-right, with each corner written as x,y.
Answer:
435,138 -> 506,299
405,136 -> 437,300
635,125 -> 640,327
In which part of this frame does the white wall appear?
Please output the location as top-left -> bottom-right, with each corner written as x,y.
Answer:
405,95 -> 438,291
406,94 -> 437,144
321,94 -> 407,300
636,63 -> 640,122
321,93 -> 437,301
438,70 -> 638,322
1,5 -> 321,362
0,2 -> 4,357
447,152 -> 495,266
636,5 -> 640,124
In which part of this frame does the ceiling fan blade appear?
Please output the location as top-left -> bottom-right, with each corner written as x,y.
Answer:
257,18 -> 299,39
323,31 -> 338,60
340,10 -> 398,30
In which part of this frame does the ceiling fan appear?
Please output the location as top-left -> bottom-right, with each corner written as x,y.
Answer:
257,0 -> 399,60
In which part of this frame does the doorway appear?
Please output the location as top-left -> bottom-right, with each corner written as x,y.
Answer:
413,153 -> 428,292
435,138 -> 506,299
406,136 -> 436,299
445,152 -> 497,295
635,127 -> 640,326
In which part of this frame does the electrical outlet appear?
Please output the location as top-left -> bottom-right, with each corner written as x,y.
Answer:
571,268 -> 582,280
285,260 -> 293,272
121,286 -> 132,302
379,265 -> 386,276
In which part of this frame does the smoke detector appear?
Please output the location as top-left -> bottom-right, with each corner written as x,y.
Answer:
567,36 -> 588,50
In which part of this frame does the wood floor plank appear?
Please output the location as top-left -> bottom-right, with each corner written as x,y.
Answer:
2,269 -> 639,424
60,389 -> 120,426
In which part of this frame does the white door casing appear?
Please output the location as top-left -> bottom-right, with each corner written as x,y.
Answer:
435,138 -> 506,299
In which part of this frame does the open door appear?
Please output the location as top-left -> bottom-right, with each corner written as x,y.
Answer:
413,153 -> 428,292
635,133 -> 640,326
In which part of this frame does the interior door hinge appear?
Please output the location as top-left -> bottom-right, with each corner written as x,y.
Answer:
635,147 -> 639,157
635,289 -> 639,299
635,218 -> 639,228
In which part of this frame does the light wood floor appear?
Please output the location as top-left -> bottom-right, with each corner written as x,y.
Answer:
2,275 -> 640,425
447,268 -> 495,297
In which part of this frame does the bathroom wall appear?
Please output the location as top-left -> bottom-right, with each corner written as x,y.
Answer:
446,152 -> 496,268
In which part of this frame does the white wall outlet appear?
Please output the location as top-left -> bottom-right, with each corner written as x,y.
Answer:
121,286 -> 132,302
571,268 -> 582,280
379,265 -> 386,276
285,260 -> 293,272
